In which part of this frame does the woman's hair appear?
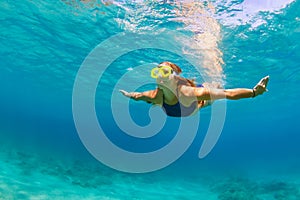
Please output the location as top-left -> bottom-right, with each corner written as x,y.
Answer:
158,61 -> 196,87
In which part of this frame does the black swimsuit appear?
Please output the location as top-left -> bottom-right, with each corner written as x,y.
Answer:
162,100 -> 197,117
161,84 -> 203,117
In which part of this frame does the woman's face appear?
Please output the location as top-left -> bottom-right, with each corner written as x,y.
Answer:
151,64 -> 178,88
156,73 -> 176,87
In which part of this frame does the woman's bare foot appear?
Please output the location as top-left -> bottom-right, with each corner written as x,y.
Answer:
253,76 -> 269,97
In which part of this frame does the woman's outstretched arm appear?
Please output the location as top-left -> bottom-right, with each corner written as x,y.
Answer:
119,88 -> 162,104
182,76 -> 269,101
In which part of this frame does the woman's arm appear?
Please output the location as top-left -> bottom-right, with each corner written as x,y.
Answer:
193,87 -> 255,100
119,88 -> 162,104
181,76 -> 269,101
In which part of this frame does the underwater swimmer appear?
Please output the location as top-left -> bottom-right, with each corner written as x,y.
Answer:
120,61 -> 269,117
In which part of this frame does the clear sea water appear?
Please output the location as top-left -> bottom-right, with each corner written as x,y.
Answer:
1,0 -> 300,199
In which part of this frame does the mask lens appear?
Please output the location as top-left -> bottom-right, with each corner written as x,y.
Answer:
151,67 -> 160,78
160,66 -> 172,77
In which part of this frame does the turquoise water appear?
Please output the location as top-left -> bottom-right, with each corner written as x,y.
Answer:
1,0 -> 300,199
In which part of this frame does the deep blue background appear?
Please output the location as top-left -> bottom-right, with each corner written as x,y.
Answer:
0,0 -> 299,177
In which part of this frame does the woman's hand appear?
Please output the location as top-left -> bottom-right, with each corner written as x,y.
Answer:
253,76 -> 269,97
119,89 -> 132,98
119,89 -> 161,104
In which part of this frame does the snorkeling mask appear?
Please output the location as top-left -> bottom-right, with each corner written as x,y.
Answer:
151,65 -> 175,79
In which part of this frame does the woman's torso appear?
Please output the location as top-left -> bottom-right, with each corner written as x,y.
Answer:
160,85 -> 202,117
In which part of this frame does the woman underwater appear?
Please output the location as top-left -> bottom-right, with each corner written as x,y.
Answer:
120,61 -> 269,117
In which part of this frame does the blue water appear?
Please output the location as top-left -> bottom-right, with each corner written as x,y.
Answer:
1,0 -> 300,199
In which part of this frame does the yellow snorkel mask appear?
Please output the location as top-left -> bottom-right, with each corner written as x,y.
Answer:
150,65 -> 174,79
